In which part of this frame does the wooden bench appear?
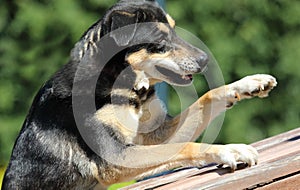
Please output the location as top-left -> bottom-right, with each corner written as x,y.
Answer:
121,128 -> 300,190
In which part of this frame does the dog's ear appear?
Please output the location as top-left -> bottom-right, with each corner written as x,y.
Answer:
109,11 -> 143,46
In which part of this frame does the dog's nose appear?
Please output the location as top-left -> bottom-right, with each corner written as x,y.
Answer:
198,54 -> 209,66
197,54 -> 209,72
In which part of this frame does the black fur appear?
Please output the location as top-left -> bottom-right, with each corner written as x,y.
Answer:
2,0 -> 207,189
2,1 -> 167,189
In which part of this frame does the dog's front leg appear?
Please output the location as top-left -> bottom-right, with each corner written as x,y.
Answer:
135,74 -> 276,174
166,74 -> 277,143
93,75 -> 277,186
142,74 -> 277,144
98,141 -> 260,186
97,142 -> 256,185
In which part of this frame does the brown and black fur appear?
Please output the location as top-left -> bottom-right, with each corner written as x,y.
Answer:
2,0 -> 277,189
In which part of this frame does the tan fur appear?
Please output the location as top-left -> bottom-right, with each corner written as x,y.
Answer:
93,74 -> 276,189
126,49 -> 148,67
157,23 -> 170,33
95,104 -> 143,144
2,2 -> 276,190
166,14 -> 176,28
115,10 -> 136,17
126,49 -> 171,68
88,4 -> 277,188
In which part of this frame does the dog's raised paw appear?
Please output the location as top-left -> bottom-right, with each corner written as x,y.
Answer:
232,74 -> 277,99
211,144 -> 258,172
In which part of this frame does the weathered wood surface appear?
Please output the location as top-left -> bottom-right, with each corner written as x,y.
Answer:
121,128 -> 300,190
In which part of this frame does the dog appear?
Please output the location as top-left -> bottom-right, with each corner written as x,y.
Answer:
2,0 -> 277,189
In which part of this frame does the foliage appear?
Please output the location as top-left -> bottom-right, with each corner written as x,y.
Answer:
0,167 -> 4,187
108,181 -> 136,190
0,0 -> 115,166
167,0 -> 300,144
0,0 -> 299,171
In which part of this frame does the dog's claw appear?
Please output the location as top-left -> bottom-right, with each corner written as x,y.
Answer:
210,144 -> 258,172
232,74 -> 277,99
260,84 -> 264,91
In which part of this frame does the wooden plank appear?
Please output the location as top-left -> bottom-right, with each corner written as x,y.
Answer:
158,154 -> 300,190
155,164 -> 258,190
123,128 -> 300,190
119,167 -> 202,190
188,154 -> 300,190
257,172 -> 300,190
252,128 -> 300,151
153,129 -> 300,190
258,139 -> 300,163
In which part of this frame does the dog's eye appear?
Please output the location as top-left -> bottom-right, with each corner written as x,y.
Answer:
156,43 -> 166,53
147,40 -> 168,54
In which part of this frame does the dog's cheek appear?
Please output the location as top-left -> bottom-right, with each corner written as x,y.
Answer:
126,49 -> 150,68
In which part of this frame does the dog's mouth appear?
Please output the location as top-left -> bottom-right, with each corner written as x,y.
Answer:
155,66 -> 194,85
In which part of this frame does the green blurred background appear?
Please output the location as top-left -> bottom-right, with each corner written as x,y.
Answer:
1,0 -> 299,187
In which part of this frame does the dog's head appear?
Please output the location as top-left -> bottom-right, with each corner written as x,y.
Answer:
74,0 -> 209,87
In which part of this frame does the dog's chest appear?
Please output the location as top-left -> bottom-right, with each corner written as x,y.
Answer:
95,88 -> 166,144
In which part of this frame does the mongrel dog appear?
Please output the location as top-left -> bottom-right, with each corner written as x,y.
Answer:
3,0 -> 277,189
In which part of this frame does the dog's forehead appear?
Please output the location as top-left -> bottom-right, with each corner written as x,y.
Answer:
118,0 -> 158,5
115,0 -> 169,21
116,0 -> 160,9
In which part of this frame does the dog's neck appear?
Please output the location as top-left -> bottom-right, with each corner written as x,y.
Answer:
90,50 -> 156,110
